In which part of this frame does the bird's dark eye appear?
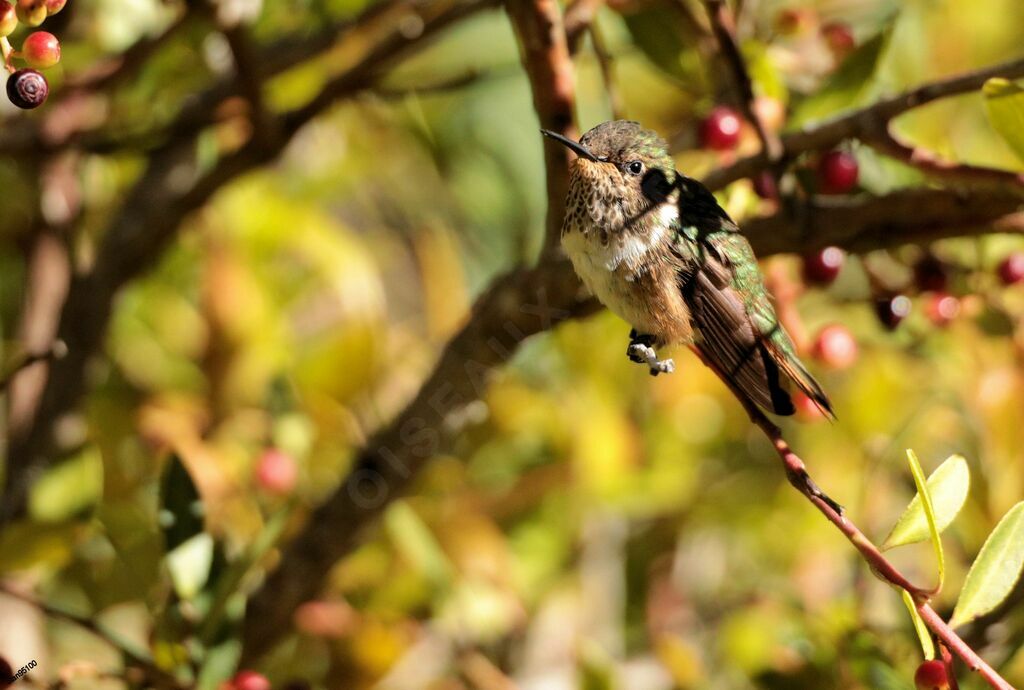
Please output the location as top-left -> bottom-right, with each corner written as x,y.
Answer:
627,161 -> 644,175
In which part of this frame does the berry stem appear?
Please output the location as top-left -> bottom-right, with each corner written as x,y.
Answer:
939,641 -> 961,690
1,36 -> 15,73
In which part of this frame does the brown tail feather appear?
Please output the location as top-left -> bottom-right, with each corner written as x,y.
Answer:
765,341 -> 836,420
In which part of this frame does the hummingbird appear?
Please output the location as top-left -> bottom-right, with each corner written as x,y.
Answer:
542,120 -> 833,419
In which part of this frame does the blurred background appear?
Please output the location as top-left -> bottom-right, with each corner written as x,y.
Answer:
2,0 -> 1024,688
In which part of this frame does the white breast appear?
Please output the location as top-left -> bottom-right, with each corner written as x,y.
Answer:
561,200 -> 679,329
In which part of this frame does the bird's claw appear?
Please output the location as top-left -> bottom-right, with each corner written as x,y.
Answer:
626,342 -> 675,377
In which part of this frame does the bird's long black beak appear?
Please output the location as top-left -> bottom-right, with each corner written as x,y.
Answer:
540,129 -> 602,162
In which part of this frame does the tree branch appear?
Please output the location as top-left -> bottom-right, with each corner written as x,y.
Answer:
239,184 -> 1023,661
0,582 -> 184,690
703,56 -> 1024,190
0,0 -> 502,524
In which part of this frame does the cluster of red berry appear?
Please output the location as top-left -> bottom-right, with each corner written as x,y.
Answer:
1,0 -> 64,109
700,102 -> 859,195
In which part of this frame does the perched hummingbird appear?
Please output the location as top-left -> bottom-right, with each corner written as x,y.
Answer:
542,120 -> 833,418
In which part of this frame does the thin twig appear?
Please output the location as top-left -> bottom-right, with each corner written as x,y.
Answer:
691,347 -> 1014,690
703,0 -> 782,161
564,0 -> 605,54
0,583 -> 184,689
589,24 -> 623,120
0,341 -> 66,392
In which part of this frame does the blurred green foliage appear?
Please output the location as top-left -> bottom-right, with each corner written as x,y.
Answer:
2,0 -> 1024,688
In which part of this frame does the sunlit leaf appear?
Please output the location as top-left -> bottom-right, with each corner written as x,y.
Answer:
166,533 -> 215,600
882,454 -> 969,552
385,501 -> 453,588
790,30 -> 890,127
904,450 -> 945,589
950,501 -> 1024,628
983,78 -> 1024,165
901,589 -> 935,660
29,446 -> 103,522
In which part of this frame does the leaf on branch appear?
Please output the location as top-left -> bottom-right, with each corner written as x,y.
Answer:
789,29 -> 890,127
983,77 -> 1024,165
882,453 -> 969,553
900,588 -> 935,661
950,501 -> 1024,628
385,501 -> 454,589
883,450 -> 949,591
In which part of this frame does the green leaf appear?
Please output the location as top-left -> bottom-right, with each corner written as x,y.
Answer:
882,454 -> 969,552
983,78 -> 1024,165
905,450 -> 945,589
790,30 -> 890,127
166,533 -> 215,600
385,501 -> 453,589
900,589 -> 935,660
950,501 -> 1024,628
621,5 -> 707,87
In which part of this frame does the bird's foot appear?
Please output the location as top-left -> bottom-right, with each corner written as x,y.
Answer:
626,341 -> 675,377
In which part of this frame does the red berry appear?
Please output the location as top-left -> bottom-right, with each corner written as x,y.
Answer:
775,8 -> 815,35
813,324 -> 858,369
914,660 -> 950,690
751,171 -> 778,200
44,0 -> 65,15
817,150 -> 858,194
794,391 -> 828,422
232,671 -> 271,690
997,252 -> 1024,285
15,0 -> 46,26
701,106 -> 742,151
822,22 -> 855,61
913,254 -> 949,292
802,246 -> 845,285
255,448 -> 297,496
22,32 -> 60,69
7,68 -> 48,109
874,294 -> 911,330
926,292 -> 960,327
0,3 -> 17,38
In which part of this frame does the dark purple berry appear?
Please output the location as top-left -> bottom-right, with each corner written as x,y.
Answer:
913,254 -> 949,292
751,171 -> 778,200
997,252 -> 1024,285
875,294 -> 911,330
802,246 -> 845,285
817,150 -> 858,194
7,69 -> 48,109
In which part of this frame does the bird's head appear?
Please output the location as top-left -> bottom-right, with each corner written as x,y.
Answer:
542,120 -> 676,212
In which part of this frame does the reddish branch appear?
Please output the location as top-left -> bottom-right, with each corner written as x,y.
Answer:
690,346 -> 1014,688
866,127 -> 1024,189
